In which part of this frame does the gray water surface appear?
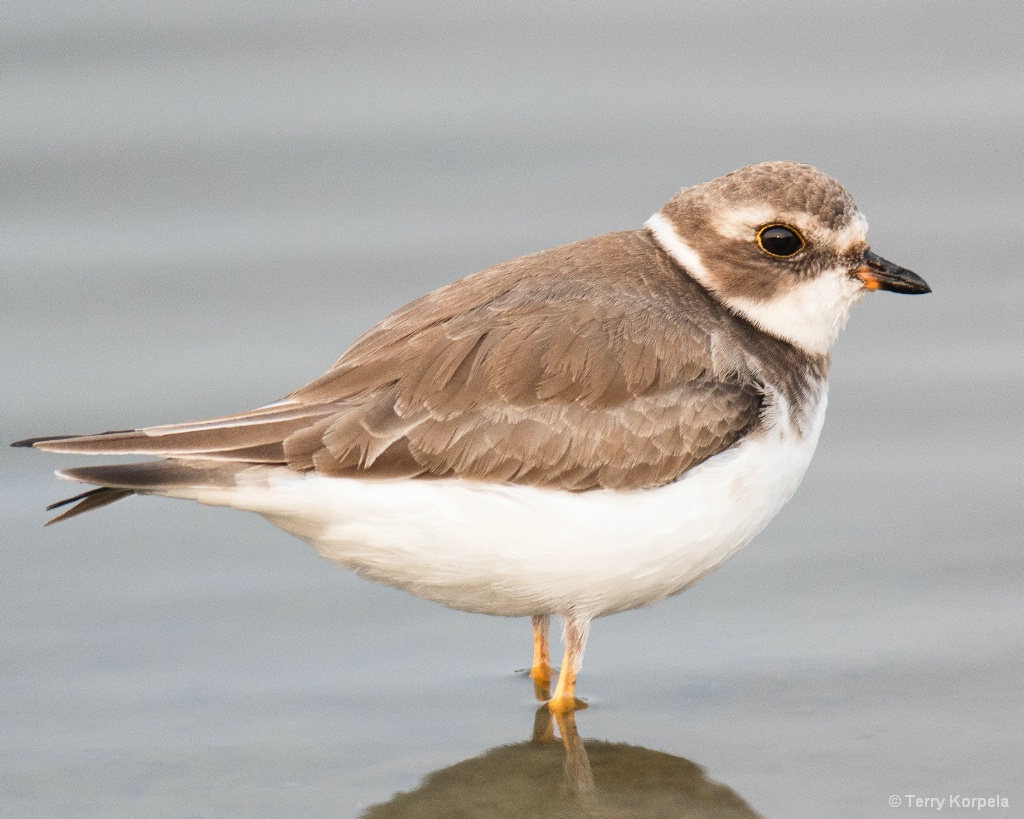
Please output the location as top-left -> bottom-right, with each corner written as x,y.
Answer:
2,2 -> 1021,817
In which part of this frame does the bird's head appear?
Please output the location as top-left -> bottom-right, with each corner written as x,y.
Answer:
646,161 -> 930,356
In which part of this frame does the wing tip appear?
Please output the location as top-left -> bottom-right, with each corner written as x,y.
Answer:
11,435 -> 74,449
11,430 -> 139,452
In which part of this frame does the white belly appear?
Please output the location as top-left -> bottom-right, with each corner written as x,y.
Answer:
189,395 -> 827,619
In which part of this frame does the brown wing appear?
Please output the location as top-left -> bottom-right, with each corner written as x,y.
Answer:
23,230 -> 765,492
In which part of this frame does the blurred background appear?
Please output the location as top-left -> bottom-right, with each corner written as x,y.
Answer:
2,2 -> 1020,816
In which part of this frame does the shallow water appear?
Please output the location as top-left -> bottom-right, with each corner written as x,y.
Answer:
1,2 -> 1021,816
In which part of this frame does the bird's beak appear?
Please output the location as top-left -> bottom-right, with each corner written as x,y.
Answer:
853,250 -> 931,294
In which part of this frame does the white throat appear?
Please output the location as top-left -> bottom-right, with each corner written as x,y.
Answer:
645,211 -> 865,356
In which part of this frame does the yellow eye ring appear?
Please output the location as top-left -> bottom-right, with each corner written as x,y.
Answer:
757,224 -> 805,258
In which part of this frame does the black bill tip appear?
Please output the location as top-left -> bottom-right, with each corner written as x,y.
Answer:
855,250 -> 931,294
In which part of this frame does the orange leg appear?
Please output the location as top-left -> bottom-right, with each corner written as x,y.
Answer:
547,612 -> 590,714
530,614 -> 552,700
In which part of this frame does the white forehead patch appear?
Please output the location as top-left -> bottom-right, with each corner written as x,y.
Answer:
833,210 -> 869,253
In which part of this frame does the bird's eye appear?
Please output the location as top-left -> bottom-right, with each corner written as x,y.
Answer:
757,224 -> 805,258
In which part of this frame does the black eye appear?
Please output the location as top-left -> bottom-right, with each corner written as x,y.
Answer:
757,224 -> 805,258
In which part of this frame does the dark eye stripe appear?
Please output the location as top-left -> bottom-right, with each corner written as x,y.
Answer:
757,224 -> 805,258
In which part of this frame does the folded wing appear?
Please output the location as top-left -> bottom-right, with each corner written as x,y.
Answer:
20,231 -> 766,519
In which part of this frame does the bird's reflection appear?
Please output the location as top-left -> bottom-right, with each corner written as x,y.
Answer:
362,707 -> 763,818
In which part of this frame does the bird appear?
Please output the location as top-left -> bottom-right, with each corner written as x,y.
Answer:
14,161 -> 930,714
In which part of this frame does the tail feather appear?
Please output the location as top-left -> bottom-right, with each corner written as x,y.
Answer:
45,459 -> 248,524
15,402 -> 327,524
45,487 -> 134,525
58,459 -> 245,491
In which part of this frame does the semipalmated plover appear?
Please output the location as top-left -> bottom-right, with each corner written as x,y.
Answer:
15,162 -> 930,713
